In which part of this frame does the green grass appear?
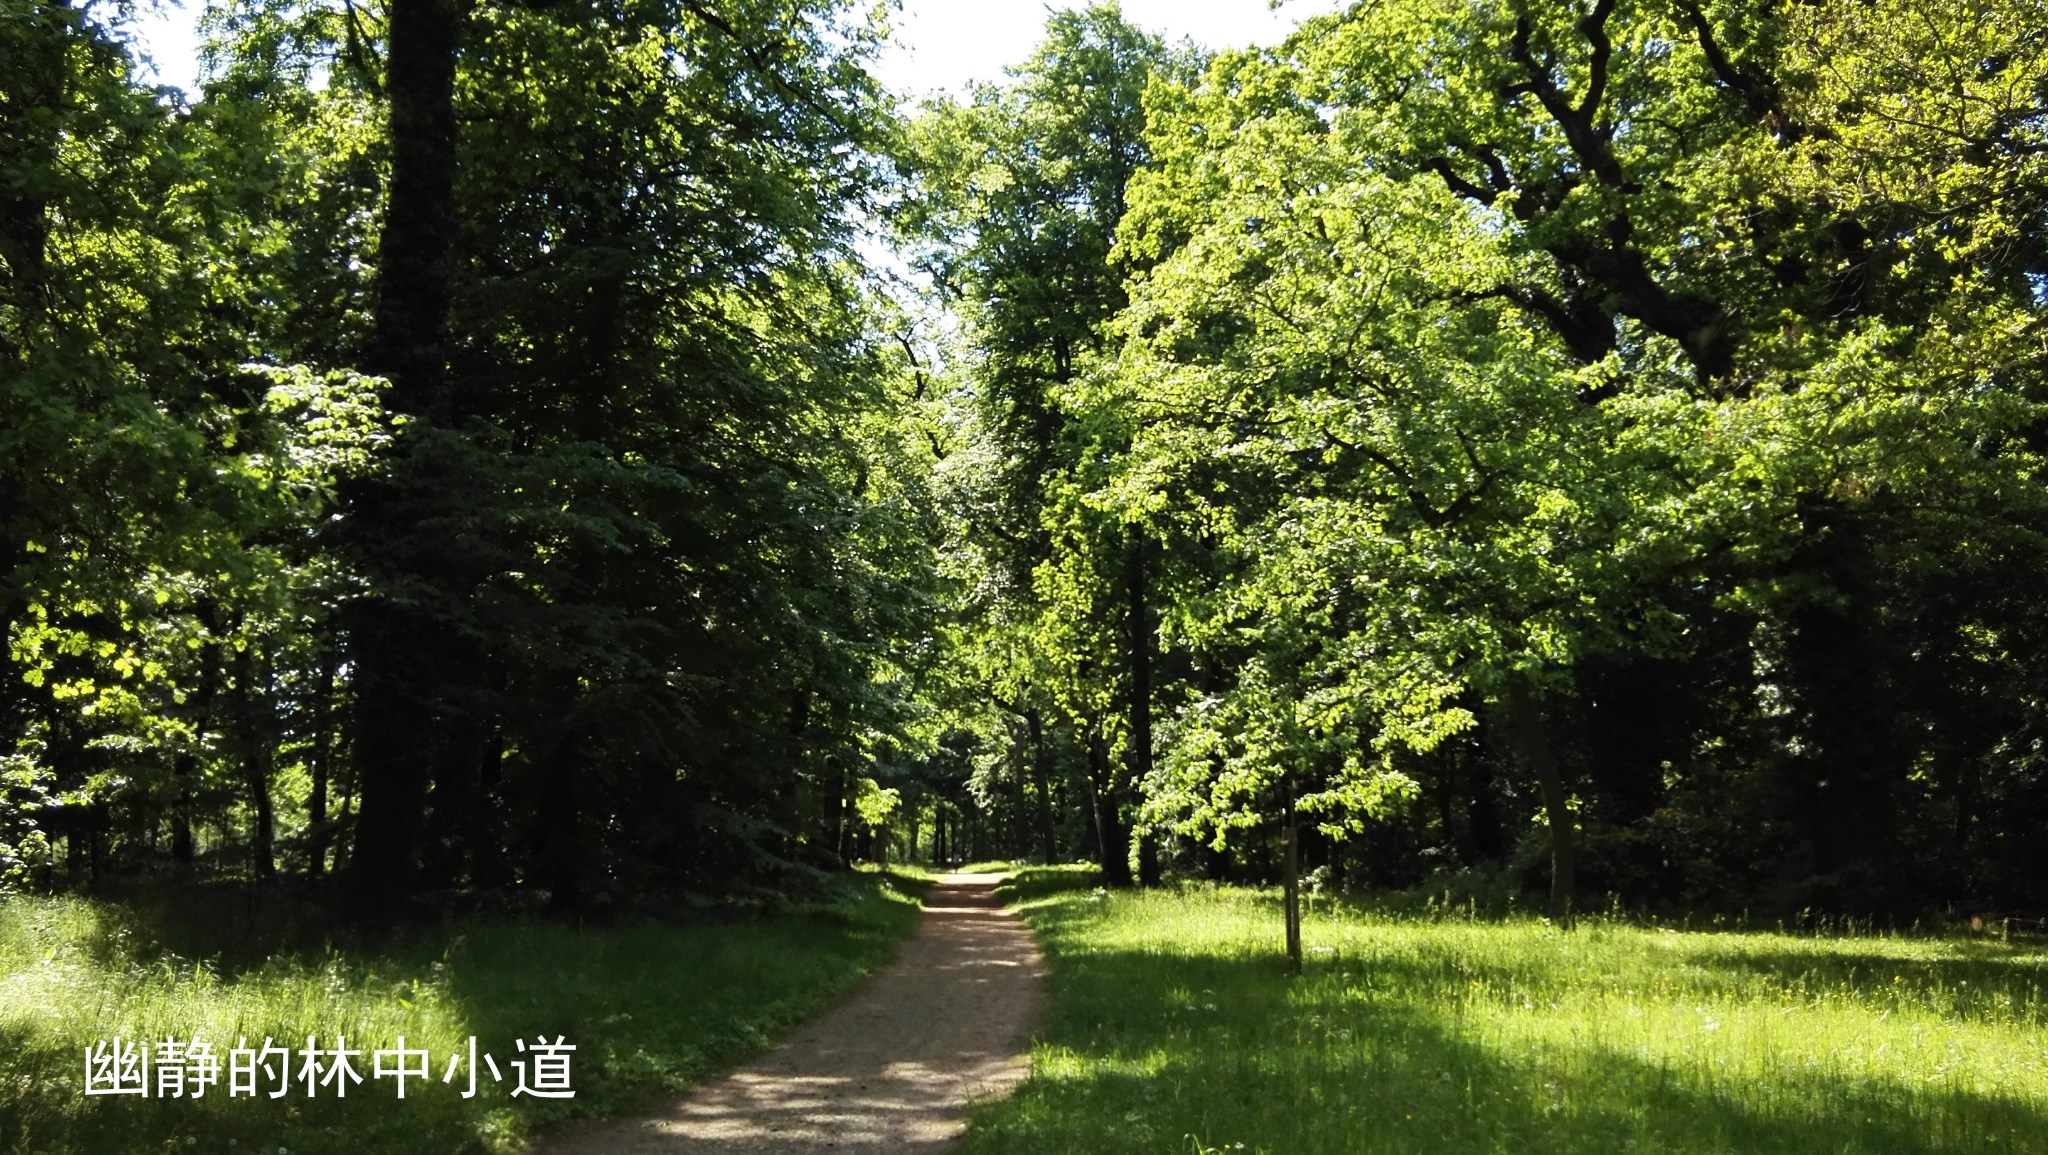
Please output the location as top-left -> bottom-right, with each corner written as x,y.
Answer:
961,872 -> 2048,1155
0,873 -> 926,1155
873,859 -> 1058,878
859,861 -> 944,882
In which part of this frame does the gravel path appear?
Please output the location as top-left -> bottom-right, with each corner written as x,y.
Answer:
534,873 -> 1045,1155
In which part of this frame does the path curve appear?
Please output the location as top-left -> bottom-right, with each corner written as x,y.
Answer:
534,873 -> 1044,1155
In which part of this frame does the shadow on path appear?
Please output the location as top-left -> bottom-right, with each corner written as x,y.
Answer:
534,874 -> 1044,1155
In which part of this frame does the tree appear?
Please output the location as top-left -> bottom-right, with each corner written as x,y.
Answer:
1098,0 -> 2048,930
904,2 -> 1194,884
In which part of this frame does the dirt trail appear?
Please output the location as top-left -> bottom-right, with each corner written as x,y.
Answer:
534,874 -> 1044,1155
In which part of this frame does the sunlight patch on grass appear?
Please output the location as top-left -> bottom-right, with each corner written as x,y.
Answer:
962,876 -> 2048,1155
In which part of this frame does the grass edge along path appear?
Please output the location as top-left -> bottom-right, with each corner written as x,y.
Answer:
0,871 -> 928,1155
957,869 -> 2048,1155
536,871 -> 1043,1154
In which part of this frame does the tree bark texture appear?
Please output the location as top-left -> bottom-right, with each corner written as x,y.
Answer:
1282,800 -> 1302,973
1508,677 -> 1576,929
1087,727 -> 1133,886
1027,708 -> 1056,863
306,638 -> 341,874
343,0 -> 463,922
171,618 -> 221,866
1126,536 -> 1160,886
232,644 -> 275,880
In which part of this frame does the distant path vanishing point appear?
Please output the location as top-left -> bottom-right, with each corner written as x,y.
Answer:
534,873 -> 1045,1155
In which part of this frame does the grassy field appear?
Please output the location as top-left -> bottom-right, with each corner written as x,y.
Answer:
962,871 -> 2048,1155
0,873 -> 925,1155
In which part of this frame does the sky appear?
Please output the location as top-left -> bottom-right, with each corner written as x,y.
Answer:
128,0 -> 1345,98
871,0 -> 1342,98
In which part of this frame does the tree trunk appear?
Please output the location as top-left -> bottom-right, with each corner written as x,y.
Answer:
1027,709 -> 1057,863
1126,537 -> 1160,886
171,615 -> 222,865
419,710 -> 485,887
366,0 -> 462,421
232,645 -> 275,881
1508,677 -> 1575,929
307,636 -> 341,874
344,0 -> 463,923
343,618 -> 435,914
1282,797 -> 1302,973
332,771 -> 358,873
822,757 -> 848,867
1087,727 -> 1133,886
539,722 -> 585,914
470,718 -> 511,887
1010,736 -> 1030,860
0,0 -> 64,329
1465,746 -> 1507,861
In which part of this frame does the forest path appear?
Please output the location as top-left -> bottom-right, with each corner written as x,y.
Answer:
533,874 -> 1045,1155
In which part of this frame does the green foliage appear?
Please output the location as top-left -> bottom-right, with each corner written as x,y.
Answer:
901,3 -> 1203,880
1,0 -> 950,901
0,747 -> 57,889
853,776 -> 902,829
373,0 -> 935,893
5,0 -> 2047,972
1050,0 -> 2048,907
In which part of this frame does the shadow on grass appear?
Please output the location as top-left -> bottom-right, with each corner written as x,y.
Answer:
0,1018 -> 507,1155
958,895 -> 2048,1155
60,876 -> 357,977
431,873 -> 927,1131
875,867 -> 936,905
0,872 -> 925,1155
1177,887 -> 2048,1031
1668,943 -> 2048,1022
996,865 -> 1101,906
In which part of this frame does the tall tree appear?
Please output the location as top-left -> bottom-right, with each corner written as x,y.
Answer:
342,0 -> 466,917
905,2 -> 1192,884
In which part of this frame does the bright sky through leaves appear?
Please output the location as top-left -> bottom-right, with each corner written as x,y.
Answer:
128,0 -> 1344,97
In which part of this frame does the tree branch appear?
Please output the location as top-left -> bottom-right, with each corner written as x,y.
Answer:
1426,157 -> 1497,206
677,0 -> 856,140
339,0 -> 386,95
1507,4 -> 1628,187
1458,283 -> 1618,365
1575,0 -> 1619,120
1669,0 -> 1792,133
